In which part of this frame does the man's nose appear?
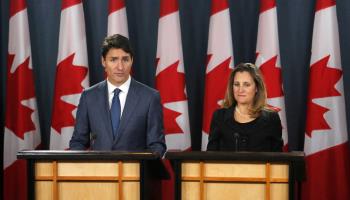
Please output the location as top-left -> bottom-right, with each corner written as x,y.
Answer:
115,60 -> 124,69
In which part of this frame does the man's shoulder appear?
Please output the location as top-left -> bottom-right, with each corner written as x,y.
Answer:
131,79 -> 159,96
83,80 -> 106,94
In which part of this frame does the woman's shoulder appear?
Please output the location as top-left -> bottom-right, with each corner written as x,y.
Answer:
260,108 -> 280,121
212,107 -> 232,119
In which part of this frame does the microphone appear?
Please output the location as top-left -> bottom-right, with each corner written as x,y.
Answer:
233,132 -> 240,152
90,132 -> 97,148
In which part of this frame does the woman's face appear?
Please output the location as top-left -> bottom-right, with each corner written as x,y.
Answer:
233,71 -> 257,106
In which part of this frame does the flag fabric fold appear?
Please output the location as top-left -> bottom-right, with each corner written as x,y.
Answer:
50,0 -> 89,150
302,0 -> 350,199
3,0 -> 41,199
201,0 -> 234,150
255,0 -> 288,150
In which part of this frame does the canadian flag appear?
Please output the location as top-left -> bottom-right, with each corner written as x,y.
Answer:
302,0 -> 350,199
3,0 -> 41,199
155,0 -> 191,151
202,0 -> 234,150
50,0 -> 89,150
155,0 -> 191,199
107,0 -> 128,37
255,0 -> 288,150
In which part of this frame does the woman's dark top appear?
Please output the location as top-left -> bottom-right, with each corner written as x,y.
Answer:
207,106 -> 283,152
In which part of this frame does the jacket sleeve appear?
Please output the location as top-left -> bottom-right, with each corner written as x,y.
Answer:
69,91 -> 90,150
207,110 -> 221,151
146,91 -> 167,156
269,111 -> 283,152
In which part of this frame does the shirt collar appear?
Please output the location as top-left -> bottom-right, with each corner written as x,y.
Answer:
107,75 -> 131,94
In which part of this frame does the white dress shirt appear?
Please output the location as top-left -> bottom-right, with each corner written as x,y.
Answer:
107,76 -> 131,118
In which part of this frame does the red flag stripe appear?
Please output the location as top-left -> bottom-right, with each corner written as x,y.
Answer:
109,0 -> 126,14
62,0 -> 82,10
302,142 -> 350,199
9,0 -> 26,17
315,0 -> 336,12
259,0 -> 276,13
211,0 -> 230,15
159,0 -> 179,18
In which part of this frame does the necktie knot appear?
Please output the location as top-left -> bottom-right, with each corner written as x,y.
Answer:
114,88 -> 121,97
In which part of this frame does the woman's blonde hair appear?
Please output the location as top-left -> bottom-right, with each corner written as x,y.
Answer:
222,63 -> 268,117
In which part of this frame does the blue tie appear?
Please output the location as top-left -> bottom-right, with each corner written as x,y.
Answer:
111,88 -> 121,137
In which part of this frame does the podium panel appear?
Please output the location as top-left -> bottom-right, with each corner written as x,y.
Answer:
34,161 -> 139,200
18,151 -> 168,200
181,162 -> 288,200
166,151 -> 305,200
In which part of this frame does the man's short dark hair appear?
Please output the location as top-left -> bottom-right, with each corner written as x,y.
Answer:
101,34 -> 134,59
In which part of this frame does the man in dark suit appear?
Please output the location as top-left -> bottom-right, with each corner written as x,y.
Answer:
69,34 -> 166,156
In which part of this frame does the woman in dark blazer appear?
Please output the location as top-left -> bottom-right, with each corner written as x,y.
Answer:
207,63 -> 283,152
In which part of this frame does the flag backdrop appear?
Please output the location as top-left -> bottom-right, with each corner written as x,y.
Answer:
255,0 -> 288,150
155,0 -> 191,199
201,0 -> 234,150
1,1 -> 350,199
49,0 -> 89,150
302,0 -> 350,199
156,0 -> 191,152
3,0 -> 41,199
107,0 -> 128,37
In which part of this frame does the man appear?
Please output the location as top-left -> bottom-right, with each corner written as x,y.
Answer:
69,34 -> 166,156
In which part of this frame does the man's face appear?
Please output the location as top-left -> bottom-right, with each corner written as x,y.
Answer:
102,48 -> 133,86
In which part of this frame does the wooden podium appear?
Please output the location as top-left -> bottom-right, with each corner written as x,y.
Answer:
17,150 -> 168,200
166,151 -> 305,200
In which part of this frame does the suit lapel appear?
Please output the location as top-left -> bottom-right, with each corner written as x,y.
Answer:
115,79 -> 139,142
98,81 -> 114,141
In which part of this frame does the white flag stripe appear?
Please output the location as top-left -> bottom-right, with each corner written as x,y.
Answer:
255,8 -> 281,67
310,8 -> 341,68
8,11 -> 32,72
156,12 -> 184,75
206,9 -> 234,73
108,6 -> 129,37
57,5 -> 88,67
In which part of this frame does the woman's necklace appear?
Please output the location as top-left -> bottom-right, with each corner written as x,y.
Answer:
235,106 -> 250,116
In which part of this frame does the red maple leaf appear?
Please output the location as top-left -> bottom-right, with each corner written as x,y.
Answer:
51,53 -> 88,133
5,54 -> 36,139
259,55 -> 284,98
305,55 -> 342,137
202,55 -> 232,133
156,60 -> 186,134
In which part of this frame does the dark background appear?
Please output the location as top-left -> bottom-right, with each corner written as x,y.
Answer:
1,0 -> 350,197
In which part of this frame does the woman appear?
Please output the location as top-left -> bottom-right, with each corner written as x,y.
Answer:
207,63 -> 283,152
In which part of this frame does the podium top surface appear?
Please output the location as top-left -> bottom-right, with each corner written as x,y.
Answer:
17,150 -> 161,160
165,151 -> 305,162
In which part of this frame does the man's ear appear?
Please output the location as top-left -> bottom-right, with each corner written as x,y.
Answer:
101,56 -> 106,67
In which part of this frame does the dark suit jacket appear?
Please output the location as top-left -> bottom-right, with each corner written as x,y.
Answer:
69,78 -> 166,156
207,106 -> 283,152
